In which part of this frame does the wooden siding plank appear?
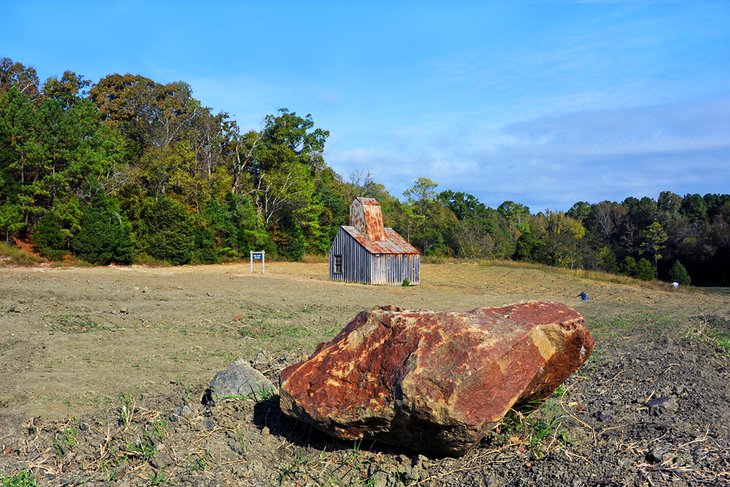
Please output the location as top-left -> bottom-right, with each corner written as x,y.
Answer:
329,228 -> 420,285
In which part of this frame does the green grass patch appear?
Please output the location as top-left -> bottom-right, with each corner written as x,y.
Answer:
709,331 -> 730,357
499,399 -> 571,456
52,425 -> 79,457
132,252 -> 171,267
681,317 -> 730,358
0,242 -> 41,266
47,313 -> 100,333
0,469 -> 38,487
638,312 -> 678,329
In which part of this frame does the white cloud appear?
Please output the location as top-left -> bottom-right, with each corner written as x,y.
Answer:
327,95 -> 730,211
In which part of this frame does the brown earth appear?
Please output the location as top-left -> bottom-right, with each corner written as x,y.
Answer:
0,262 -> 729,486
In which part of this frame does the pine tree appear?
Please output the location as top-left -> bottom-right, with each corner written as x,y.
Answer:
669,260 -> 691,286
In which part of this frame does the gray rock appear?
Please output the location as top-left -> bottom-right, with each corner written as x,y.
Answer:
646,445 -> 672,464
170,404 -> 195,422
252,350 -> 270,368
370,471 -> 388,487
646,396 -> 678,416
210,359 -> 276,402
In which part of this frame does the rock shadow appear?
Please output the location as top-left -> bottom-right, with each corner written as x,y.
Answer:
251,395 -> 411,457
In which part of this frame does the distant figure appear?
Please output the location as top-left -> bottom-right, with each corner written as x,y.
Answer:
577,291 -> 589,301
672,282 -> 679,290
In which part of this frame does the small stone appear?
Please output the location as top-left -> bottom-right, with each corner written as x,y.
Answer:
646,396 -> 678,416
370,471 -> 388,487
170,404 -> 194,422
209,359 -> 276,402
253,351 -> 270,368
404,469 -> 419,482
646,446 -> 671,464
592,410 -> 611,422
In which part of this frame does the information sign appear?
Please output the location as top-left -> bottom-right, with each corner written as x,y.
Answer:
249,251 -> 265,273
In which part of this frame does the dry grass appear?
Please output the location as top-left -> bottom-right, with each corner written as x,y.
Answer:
479,259 -> 677,290
1,261 -> 728,486
0,241 -> 42,266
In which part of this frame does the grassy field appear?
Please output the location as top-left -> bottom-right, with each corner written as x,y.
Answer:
1,260 -> 727,421
1,261 -> 729,486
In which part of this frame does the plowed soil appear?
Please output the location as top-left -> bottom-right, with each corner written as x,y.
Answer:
1,262 -> 728,486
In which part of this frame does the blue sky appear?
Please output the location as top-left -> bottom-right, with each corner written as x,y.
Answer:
2,1 -> 729,211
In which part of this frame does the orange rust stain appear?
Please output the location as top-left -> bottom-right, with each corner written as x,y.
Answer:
279,302 -> 593,452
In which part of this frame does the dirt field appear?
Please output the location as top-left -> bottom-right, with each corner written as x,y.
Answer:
1,262 -> 729,486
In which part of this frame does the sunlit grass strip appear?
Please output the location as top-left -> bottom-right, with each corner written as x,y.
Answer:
436,258 -> 689,291
0,242 -> 41,266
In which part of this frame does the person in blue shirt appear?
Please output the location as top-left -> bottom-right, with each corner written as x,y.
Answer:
576,291 -> 589,301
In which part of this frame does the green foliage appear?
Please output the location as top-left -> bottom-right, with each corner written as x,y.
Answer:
32,212 -> 67,259
622,256 -> 637,276
439,191 -> 514,259
679,193 -> 707,222
0,241 -> 40,265
147,470 -> 168,486
599,246 -> 618,273
244,108 -> 331,260
117,392 -> 134,428
0,203 -> 23,242
273,213 -> 307,260
567,201 -> 591,222
204,193 -> 273,260
634,257 -> 656,281
641,221 -> 667,267
191,223 -> 219,264
514,231 -> 543,262
714,332 -> 730,357
669,260 -> 691,285
1,57 -> 40,96
52,426 -> 78,457
136,197 -> 194,265
531,210 -> 586,268
73,189 -> 133,264
499,400 -> 570,456
127,419 -> 167,463
498,200 -> 530,228
0,469 -> 38,487
2,58 -> 729,284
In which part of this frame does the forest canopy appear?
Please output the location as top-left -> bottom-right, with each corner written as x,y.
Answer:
1,57 -> 728,285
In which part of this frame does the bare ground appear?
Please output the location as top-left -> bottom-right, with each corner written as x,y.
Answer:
0,262 -> 728,486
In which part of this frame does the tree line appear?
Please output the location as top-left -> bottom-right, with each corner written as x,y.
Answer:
1,58 -> 728,285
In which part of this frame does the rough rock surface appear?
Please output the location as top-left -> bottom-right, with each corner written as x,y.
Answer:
279,302 -> 594,456
209,359 -> 276,402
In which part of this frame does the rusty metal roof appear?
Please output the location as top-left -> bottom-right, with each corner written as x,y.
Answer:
356,197 -> 380,206
342,226 -> 420,255
350,197 -> 386,241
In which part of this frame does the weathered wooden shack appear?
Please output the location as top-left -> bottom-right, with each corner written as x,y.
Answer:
329,198 -> 420,285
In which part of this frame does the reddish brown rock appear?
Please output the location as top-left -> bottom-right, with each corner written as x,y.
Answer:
279,302 -> 594,456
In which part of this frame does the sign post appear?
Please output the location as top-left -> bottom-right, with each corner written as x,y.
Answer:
250,251 -> 265,274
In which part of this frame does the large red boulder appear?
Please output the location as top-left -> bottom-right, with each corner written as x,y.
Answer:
279,302 -> 594,456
